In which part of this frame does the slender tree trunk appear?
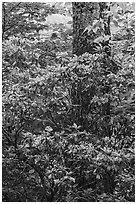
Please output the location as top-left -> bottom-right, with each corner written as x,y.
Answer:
72,2 -> 116,194
2,3 -> 6,39
72,2 -> 111,56
72,2 -> 112,127
72,2 -> 99,56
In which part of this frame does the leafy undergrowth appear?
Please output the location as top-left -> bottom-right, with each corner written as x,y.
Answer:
3,51 -> 135,201
2,2 -> 135,202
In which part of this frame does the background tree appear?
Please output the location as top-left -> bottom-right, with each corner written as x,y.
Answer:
68,1 -> 134,198
2,2 -> 57,40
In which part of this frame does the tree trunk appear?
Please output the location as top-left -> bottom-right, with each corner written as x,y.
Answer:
72,2 -> 111,56
73,2 -> 98,56
72,2 -> 116,194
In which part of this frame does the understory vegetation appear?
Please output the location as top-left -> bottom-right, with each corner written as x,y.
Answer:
2,2 -> 135,202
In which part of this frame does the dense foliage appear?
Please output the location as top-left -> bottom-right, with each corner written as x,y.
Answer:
2,2 -> 135,202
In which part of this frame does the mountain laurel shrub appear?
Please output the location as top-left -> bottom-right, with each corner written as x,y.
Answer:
2,37 -> 135,201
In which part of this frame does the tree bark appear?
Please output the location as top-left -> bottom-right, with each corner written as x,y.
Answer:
72,2 -> 111,56
73,2 -> 98,56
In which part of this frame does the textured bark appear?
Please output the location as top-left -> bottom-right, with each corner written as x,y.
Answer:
73,2 -> 98,55
72,2 -> 111,56
99,2 -> 111,35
